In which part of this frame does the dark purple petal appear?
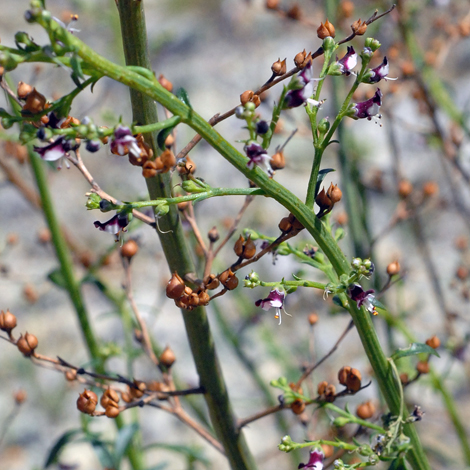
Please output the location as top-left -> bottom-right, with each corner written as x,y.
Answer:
337,46 -> 357,75
94,212 -> 129,235
299,449 -> 324,469
353,89 -> 382,119
369,57 -> 389,83
34,136 -> 68,161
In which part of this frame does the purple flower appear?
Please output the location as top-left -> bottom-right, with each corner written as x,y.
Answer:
367,57 -> 396,83
298,449 -> 324,469
255,288 -> 290,325
350,89 -> 382,120
94,212 -> 129,241
110,125 -> 141,156
244,142 -> 273,177
348,284 -> 377,315
34,136 -> 77,169
336,46 -> 357,76
284,62 -> 322,109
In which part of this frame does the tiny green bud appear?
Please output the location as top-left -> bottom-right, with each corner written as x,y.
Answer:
244,101 -> 256,112
363,259 -> 372,269
1,117 -> 16,129
285,286 -> 297,294
317,118 -> 330,134
327,63 -> 343,76
351,258 -> 361,268
322,36 -> 336,53
156,203 -> 170,217
181,178 -> 210,193
364,38 -> 381,52
333,417 -> 351,427
86,193 -> 101,210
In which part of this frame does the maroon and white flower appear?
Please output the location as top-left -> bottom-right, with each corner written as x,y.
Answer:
255,288 -> 291,325
94,212 -> 130,241
244,142 -> 273,177
34,136 -> 77,169
336,46 -> 357,76
366,57 -> 396,83
284,62 -> 323,109
349,89 -> 382,120
110,125 -> 141,156
298,449 -> 324,470
348,283 -> 377,315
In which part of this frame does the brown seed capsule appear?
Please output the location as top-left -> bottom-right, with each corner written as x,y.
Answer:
160,346 -> 176,368
324,19 -> 335,37
17,81 -> 33,99
234,235 -> 245,257
240,90 -> 254,105
324,384 -> 336,402
416,361 -> 430,374
204,274 -> 220,290
308,313 -> 319,325
38,227 -> 51,244
243,236 -> 256,259
166,272 -> 186,299
100,388 -> 120,409
198,290 -> 210,306
265,0 -> 280,9
398,179 -> 413,198
164,133 -> 175,147
455,236 -> 468,251
356,401 -> 376,419
22,88 -> 46,114
142,160 -> 158,178
208,226 -> 219,243
17,332 -> 38,356
177,201 -> 189,211
121,391 -> 132,403
0,309 -> 17,334
346,368 -> 362,392
425,335 -> 440,349
338,366 -> 352,386
287,4 -> 302,20
327,183 -> 342,204
456,265 -> 469,280
271,151 -> 285,170
291,399 -> 306,415
219,269 -> 239,290
65,369 -> 77,381
386,261 -> 400,276
121,239 -> 139,259
423,181 -> 439,197
77,389 -> 98,415
317,381 -> 328,395
130,380 -> 146,399
315,188 -> 333,213
351,19 -> 367,35
161,149 -> 176,168
271,58 -> 287,76
279,216 -> 292,232
177,156 -> 196,175
294,49 -> 307,67
400,373 -> 409,385
317,22 -> 330,39
252,95 -> 261,108
158,74 -> 173,92
105,404 -> 120,418
14,389 -> 27,405
401,61 -> 415,77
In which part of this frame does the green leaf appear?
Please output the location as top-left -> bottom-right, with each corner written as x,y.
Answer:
47,268 -> 67,290
157,124 -> 177,151
391,342 -> 440,361
113,423 -> 139,467
90,439 -> 115,469
176,88 -> 192,109
70,54 -> 85,80
387,456 -> 409,470
44,428 -> 82,467
314,168 -> 335,199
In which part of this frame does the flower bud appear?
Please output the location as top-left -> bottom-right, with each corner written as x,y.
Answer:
208,226 -> 219,243
17,81 -> 33,99
416,361 -> 430,374
317,381 -> 328,395
0,309 -> 17,334
351,19 -> 367,35
17,332 -> 38,356
271,151 -> 285,170
121,239 -> 139,259
158,74 -> 173,92
356,401 -> 375,419
386,261 -> 400,276
14,389 -> 27,405
291,399 -> 306,415
425,335 -> 440,349
272,58 -> 287,76
256,120 -> 269,135
159,346 -> 176,367
240,90 -> 254,105
315,188 -> 333,213
294,49 -> 307,67
166,272 -> 185,299
77,389 -> 98,415
100,388 -> 120,409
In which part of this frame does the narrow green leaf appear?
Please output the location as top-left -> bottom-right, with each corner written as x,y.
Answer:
44,428 -> 82,467
314,168 -> 335,199
90,439 -> 115,469
114,423 -> 139,467
70,54 -> 84,80
157,124 -> 177,150
176,88 -> 192,109
391,342 -> 440,361
47,268 -> 67,290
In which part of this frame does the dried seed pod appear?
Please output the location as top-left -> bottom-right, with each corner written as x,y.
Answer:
159,346 -> 176,368
265,0 -> 280,9
243,236 -> 256,259
425,335 -> 440,349
198,290 -> 210,306
317,22 -> 330,39
166,272 -> 185,299
100,388 -> 120,409
317,381 -> 328,395
324,19 -> 336,37
17,332 -> 38,356
338,366 -> 352,386
121,239 -> 139,259
208,226 -> 219,243
142,160 -> 158,178
77,389 -> 98,415
356,401 -> 375,419
400,373 -> 409,385
291,399 -> 306,415
271,58 -> 287,76
22,88 -> 46,114
158,74 -> 173,92
398,179 -> 413,198
386,261 -> 400,276
17,81 -> 33,99
164,133 -> 175,147
279,216 -> 292,232
327,183 -> 342,204
416,361 -> 430,374
130,380 -> 146,399
351,19 -> 367,35
294,49 -> 307,67
308,313 -> 319,325
271,151 -> 285,170
121,390 -> 132,403
219,269 -> 239,290
422,181 -> 438,197
321,444 -> 334,458
65,369 -> 77,381
105,403 -> 120,418
252,95 -> 261,107
161,149 -> 176,168
346,368 -> 362,392
324,384 -> 336,402
204,274 -> 220,290
0,309 -> 17,334
234,235 -> 245,257
240,90 -> 254,105
287,4 -> 302,20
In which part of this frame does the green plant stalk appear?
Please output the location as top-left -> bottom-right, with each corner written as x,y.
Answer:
28,149 -> 144,470
115,2 -> 257,469
322,402 -> 386,433
33,15 -> 430,469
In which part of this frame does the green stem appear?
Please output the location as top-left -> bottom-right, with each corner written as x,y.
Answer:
115,2 -> 257,469
322,402 -> 386,433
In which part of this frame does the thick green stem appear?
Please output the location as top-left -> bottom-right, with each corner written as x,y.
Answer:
115,2 -> 257,469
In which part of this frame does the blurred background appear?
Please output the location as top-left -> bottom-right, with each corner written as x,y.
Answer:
1,0 -> 470,469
